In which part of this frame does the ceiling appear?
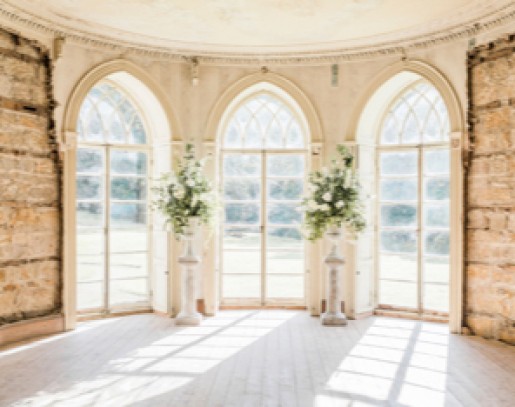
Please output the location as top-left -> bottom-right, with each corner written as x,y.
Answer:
3,0 -> 514,56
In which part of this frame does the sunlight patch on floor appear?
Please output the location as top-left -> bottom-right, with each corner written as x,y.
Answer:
13,310 -> 296,406
317,317 -> 450,406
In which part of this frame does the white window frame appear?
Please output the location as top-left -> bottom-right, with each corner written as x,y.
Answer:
219,91 -> 309,307
76,80 -> 153,315
375,80 -> 451,317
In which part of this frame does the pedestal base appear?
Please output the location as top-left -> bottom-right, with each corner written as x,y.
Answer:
175,312 -> 202,326
321,311 -> 348,326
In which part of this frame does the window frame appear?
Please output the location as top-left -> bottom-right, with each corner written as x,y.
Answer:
375,80 -> 451,317
76,80 -> 153,315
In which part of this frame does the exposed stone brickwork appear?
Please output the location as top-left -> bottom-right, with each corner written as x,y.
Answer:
0,28 -> 60,324
467,34 -> 515,345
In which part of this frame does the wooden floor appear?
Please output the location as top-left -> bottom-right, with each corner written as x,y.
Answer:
0,311 -> 514,407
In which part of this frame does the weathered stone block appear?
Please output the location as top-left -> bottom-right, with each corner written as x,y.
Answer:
0,28 -> 60,326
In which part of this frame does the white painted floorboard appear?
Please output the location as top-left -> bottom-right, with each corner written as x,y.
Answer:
0,311 -> 514,406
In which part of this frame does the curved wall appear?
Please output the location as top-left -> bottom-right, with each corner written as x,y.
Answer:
0,13 -> 513,343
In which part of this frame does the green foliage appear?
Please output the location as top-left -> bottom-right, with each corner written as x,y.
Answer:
152,144 -> 215,238
301,145 -> 366,241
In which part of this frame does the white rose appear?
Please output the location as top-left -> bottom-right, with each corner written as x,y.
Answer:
186,179 -> 195,187
174,187 -> 185,199
321,167 -> 329,175
322,192 -> 332,202
320,204 -> 330,211
336,201 -> 344,208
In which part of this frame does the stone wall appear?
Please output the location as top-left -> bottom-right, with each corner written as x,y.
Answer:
466,34 -> 515,344
0,28 -> 61,324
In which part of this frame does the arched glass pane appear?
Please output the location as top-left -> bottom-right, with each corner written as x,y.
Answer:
381,81 -> 449,146
224,93 -> 305,149
77,81 -> 147,145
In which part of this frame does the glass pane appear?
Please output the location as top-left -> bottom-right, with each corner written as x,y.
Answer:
268,204 -> 301,225
381,114 -> 399,144
402,112 -> 420,144
267,155 -> 304,177
267,251 -> 303,274
424,150 -> 449,174
111,177 -> 146,200
110,253 -> 148,279
381,205 -> 417,227
224,120 -> 241,148
266,119 -> 283,148
223,155 -> 260,177
423,110 -> 442,143
223,251 -> 260,274
235,107 -> 251,124
424,231 -> 449,255
110,230 -> 147,253
110,203 -> 146,227
110,151 -> 147,175
119,100 -> 135,122
423,284 -> 449,313
77,176 -> 102,200
225,203 -> 259,224
110,278 -> 149,305
77,282 -> 103,310
286,122 -> 303,148
223,227 -> 260,250
108,112 -> 125,143
245,119 -> 262,148
97,98 -> 114,118
77,229 -> 104,282
424,257 -> 449,284
267,228 -> 302,250
267,275 -> 304,298
379,254 -> 417,282
224,179 -> 260,200
380,179 -> 417,201
85,108 -> 104,142
380,230 -> 417,253
413,96 -> 431,120
77,148 -> 103,174
77,254 -> 104,282
380,152 -> 417,175
379,281 -> 417,308
424,204 -> 449,227
130,116 -> 146,144
223,274 -> 260,298
425,178 -> 449,200
77,202 -> 103,227
267,179 -> 303,200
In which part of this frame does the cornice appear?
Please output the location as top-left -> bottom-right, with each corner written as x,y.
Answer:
0,2 -> 514,65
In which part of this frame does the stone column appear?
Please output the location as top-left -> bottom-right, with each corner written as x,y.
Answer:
321,227 -> 347,326
175,218 -> 202,326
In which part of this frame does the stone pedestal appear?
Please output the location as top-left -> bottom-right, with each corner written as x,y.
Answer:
321,226 -> 347,326
175,218 -> 202,326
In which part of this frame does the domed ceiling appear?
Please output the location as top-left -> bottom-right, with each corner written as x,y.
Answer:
2,0 -> 514,58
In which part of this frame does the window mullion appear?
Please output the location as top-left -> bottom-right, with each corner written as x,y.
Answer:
417,147 -> 423,314
104,145 -> 111,313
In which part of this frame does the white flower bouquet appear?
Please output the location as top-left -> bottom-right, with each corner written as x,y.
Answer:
302,145 -> 366,241
152,144 -> 214,238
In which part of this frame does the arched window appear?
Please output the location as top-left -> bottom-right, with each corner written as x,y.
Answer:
76,81 -> 150,312
220,89 -> 308,306
377,80 -> 450,314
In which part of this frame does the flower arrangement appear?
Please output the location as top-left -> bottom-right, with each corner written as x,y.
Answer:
152,144 -> 214,238
302,145 -> 366,241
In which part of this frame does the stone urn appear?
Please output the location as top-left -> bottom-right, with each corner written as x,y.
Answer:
321,224 -> 347,326
175,217 -> 203,326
